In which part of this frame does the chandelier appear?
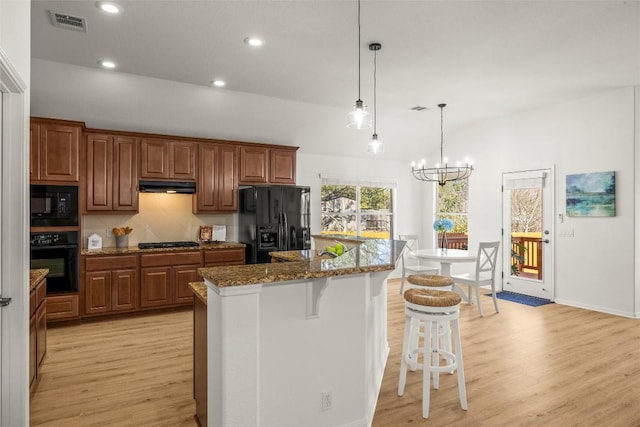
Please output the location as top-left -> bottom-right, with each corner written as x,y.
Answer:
411,104 -> 473,186
347,0 -> 371,129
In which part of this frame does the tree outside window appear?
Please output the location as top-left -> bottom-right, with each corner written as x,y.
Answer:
321,184 -> 393,239
436,180 -> 468,249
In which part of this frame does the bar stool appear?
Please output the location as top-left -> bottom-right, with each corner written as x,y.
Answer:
397,288 -> 467,419
407,274 -> 454,290
406,274 -> 455,361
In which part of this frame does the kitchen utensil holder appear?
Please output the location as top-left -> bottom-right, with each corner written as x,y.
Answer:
116,235 -> 129,248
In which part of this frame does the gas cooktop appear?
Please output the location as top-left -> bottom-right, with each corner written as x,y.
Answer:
138,241 -> 200,249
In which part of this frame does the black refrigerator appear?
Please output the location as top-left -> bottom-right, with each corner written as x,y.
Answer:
238,185 -> 311,264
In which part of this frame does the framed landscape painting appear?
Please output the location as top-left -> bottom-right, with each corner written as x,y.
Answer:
566,171 -> 616,217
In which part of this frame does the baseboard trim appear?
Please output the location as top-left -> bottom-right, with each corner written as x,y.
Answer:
554,298 -> 638,319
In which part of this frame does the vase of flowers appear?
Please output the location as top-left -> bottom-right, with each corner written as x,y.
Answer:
433,218 -> 454,250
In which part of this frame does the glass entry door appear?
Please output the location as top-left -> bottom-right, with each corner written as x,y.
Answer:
502,169 -> 554,300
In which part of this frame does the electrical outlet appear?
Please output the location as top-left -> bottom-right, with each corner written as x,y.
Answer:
106,228 -> 113,237
321,391 -> 332,411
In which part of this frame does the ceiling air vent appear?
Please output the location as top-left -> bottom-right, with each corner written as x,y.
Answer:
48,10 -> 87,32
410,106 -> 429,111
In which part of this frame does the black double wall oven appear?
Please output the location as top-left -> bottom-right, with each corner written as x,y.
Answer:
30,185 -> 79,295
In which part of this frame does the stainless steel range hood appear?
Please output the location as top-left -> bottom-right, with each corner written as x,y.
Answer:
139,180 -> 196,194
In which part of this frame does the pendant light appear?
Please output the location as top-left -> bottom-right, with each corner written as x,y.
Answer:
411,104 -> 473,185
347,0 -> 371,129
367,42 -> 383,154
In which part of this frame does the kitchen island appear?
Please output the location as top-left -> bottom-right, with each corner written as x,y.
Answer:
198,238 -> 404,427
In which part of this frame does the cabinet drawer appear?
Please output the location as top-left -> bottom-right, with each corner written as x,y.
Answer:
85,255 -> 138,271
204,248 -> 245,265
141,251 -> 201,267
46,294 -> 80,321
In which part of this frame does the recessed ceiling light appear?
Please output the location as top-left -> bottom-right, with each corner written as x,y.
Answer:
244,37 -> 264,47
212,79 -> 226,87
95,1 -> 122,14
98,59 -> 117,69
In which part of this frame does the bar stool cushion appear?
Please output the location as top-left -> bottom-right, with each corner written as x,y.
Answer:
407,274 -> 454,288
404,288 -> 462,307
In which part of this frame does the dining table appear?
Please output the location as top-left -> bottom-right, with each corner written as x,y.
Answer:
412,248 -> 477,301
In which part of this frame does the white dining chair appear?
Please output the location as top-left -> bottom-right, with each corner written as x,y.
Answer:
451,241 -> 500,316
398,234 -> 439,294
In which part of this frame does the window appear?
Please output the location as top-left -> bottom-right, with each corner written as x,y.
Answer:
436,179 -> 468,249
321,183 -> 393,239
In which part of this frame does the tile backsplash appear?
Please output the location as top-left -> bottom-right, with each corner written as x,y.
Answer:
82,193 -> 237,248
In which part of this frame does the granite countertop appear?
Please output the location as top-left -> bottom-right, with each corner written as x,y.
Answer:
30,269 -> 48,291
268,249 -> 334,262
82,242 -> 245,256
189,281 -> 207,303
200,238 -> 405,288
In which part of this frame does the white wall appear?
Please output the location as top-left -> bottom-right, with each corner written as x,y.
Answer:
0,0 -> 30,425
446,87 -> 638,317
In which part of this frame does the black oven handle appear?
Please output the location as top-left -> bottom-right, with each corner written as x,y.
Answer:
31,245 -> 78,250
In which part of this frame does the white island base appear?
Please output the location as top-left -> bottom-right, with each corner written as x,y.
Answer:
205,271 -> 391,427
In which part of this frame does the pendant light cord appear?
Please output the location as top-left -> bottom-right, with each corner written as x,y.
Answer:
440,104 -> 445,164
357,0 -> 361,100
373,49 -> 377,134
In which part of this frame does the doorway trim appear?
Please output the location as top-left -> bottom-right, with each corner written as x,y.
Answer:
0,46 -> 29,427
500,166 -> 555,300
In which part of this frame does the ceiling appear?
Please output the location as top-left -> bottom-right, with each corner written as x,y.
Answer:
31,1 -> 640,161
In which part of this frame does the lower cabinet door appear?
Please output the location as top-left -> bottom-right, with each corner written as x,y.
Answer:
36,300 -> 47,368
173,266 -> 197,304
85,271 -> 111,315
141,267 -> 172,308
112,269 -> 137,311
29,315 -> 37,390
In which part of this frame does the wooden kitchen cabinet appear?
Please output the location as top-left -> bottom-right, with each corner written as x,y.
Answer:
194,143 -> 238,213
84,255 -> 138,315
85,133 -> 139,213
239,146 -> 269,184
203,248 -> 245,267
140,251 -> 201,308
140,138 -> 196,181
30,277 -> 47,394
270,148 -> 296,184
46,294 -> 79,321
239,145 -> 297,185
30,118 -> 82,183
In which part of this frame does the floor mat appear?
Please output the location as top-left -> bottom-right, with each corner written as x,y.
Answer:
486,291 -> 553,307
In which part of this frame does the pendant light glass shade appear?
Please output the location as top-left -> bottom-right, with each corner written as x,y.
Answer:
348,100 -> 372,129
367,133 -> 384,154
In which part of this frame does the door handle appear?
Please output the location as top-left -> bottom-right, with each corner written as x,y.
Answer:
543,239 -> 550,244
0,296 -> 12,307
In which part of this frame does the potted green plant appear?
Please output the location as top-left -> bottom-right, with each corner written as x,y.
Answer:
511,239 -> 527,276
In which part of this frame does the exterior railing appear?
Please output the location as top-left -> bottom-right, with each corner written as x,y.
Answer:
434,234 -> 543,280
437,233 -> 468,250
511,236 -> 542,279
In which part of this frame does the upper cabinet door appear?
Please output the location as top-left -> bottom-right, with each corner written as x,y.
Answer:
269,149 -> 296,184
30,119 -> 81,183
217,145 -> 238,211
86,133 -> 114,211
239,146 -> 268,184
140,139 -> 196,181
140,138 -> 170,179
169,141 -> 196,181
113,136 -> 139,211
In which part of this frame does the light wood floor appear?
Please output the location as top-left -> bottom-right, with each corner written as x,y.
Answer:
31,281 -> 640,426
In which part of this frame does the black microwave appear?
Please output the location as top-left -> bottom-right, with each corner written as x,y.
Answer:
30,185 -> 78,227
